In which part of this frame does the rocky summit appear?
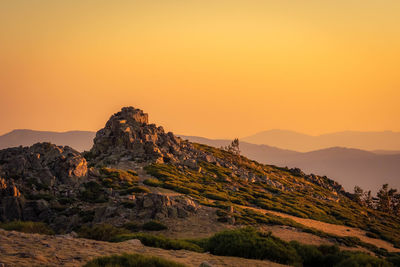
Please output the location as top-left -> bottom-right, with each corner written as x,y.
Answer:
90,106 -> 193,165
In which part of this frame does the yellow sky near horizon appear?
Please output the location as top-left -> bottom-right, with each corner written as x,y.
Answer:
0,1 -> 399,138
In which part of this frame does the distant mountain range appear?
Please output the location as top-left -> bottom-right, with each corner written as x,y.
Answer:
0,129 -> 95,152
1,129 -> 399,192
242,129 -> 400,152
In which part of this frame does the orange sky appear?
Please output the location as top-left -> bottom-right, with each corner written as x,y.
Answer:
1,1 -> 399,138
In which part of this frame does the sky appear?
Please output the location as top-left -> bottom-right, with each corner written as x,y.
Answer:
1,0 -> 399,139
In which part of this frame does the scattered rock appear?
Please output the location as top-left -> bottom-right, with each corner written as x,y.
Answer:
199,261 -> 214,267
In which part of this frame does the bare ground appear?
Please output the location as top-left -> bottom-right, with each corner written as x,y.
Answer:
243,205 -> 400,253
0,229 -> 286,267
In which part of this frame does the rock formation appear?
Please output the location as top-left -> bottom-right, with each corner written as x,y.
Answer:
90,106 -> 194,165
0,142 -> 87,186
0,143 -> 87,222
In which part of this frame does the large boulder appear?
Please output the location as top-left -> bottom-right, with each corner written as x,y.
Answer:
134,193 -> 198,219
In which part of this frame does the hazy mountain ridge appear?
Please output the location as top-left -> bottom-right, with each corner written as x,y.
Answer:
0,129 -> 95,152
243,129 -> 400,152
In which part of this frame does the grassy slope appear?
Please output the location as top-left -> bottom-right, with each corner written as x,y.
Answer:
144,143 -> 400,248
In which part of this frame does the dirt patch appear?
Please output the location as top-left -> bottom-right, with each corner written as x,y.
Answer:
0,229 -> 286,267
260,225 -> 370,254
243,206 -> 400,253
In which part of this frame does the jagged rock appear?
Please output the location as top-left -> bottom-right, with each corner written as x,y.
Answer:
289,168 -> 305,177
90,106 -> 199,166
183,159 -> 197,169
0,143 -> 87,185
0,178 -> 25,221
134,193 -> 198,219
0,143 -> 87,223
203,154 -> 216,163
125,239 -> 143,246
305,174 -> 345,195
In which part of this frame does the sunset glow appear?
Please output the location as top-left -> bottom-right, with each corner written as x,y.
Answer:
1,1 -> 399,138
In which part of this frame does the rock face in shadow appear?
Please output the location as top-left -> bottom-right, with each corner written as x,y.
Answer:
90,107 -> 194,165
0,143 -> 87,222
0,142 -> 87,185
0,178 -> 24,221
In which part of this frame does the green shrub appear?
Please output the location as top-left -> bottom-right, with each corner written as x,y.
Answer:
143,178 -> 163,187
111,233 -> 203,252
79,181 -> 108,203
336,253 -> 392,267
127,170 -> 138,176
206,227 -> 300,265
122,222 -> 141,232
78,224 -> 130,241
204,191 -> 229,201
290,241 -> 325,266
0,221 -> 54,235
142,221 -> 168,231
386,254 -> 400,266
100,167 -> 139,188
83,253 -> 187,267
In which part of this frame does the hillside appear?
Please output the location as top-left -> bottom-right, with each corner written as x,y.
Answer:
242,129 -> 400,152
181,136 -> 400,192
2,130 -> 400,192
1,107 -> 400,266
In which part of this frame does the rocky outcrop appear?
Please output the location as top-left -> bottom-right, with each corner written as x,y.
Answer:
134,193 -> 198,220
304,174 -> 345,195
0,142 -> 87,186
90,107 -> 195,165
0,143 -> 87,222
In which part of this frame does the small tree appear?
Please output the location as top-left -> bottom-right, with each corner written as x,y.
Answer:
225,138 -> 240,156
364,190 -> 374,209
392,193 -> 400,216
377,184 -> 397,213
353,186 -> 364,205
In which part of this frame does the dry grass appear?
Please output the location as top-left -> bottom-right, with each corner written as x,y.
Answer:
0,229 -> 286,267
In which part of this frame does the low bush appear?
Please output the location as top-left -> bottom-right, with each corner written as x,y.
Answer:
143,178 -> 163,187
100,167 -> 139,189
206,227 -> 300,265
79,181 -> 108,203
111,233 -> 203,252
0,221 -> 54,235
78,224 -> 130,241
142,220 -> 168,231
83,253 -> 187,267
122,222 -> 141,232
336,253 -> 392,267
